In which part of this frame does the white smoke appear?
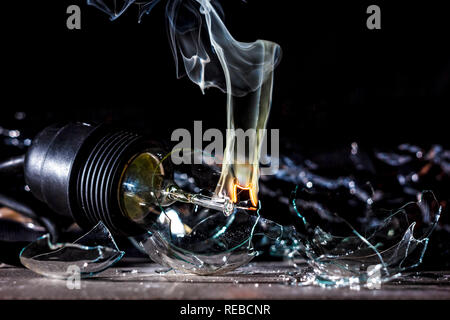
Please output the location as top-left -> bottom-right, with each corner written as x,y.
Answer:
87,0 -> 281,201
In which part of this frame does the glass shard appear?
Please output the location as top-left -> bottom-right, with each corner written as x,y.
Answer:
19,221 -> 124,279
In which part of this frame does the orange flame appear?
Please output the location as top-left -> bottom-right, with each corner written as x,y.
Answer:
230,180 -> 258,208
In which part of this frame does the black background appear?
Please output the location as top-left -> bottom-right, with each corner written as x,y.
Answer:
2,0 -> 449,149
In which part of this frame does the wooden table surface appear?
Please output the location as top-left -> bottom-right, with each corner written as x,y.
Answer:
1,261 -> 449,300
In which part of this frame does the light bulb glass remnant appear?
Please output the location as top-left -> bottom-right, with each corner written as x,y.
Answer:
121,150 -> 280,275
119,151 -> 256,224
137,204 -> 284,275
120,151 -> 173,226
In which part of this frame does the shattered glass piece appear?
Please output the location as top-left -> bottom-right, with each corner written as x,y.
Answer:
19,221 -> 124,279
136,203 -> 283,275
269,189 -> 442,288
256,142 -> 449,287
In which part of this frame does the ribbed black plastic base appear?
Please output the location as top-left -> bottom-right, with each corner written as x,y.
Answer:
76,129 -> 145,236
25,122 -> 158,237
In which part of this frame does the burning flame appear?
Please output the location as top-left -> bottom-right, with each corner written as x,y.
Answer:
230,179 -> 258,208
